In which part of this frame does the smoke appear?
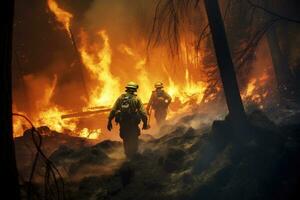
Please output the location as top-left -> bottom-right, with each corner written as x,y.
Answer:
81,0 -> 155,42
26,74 -> 57,109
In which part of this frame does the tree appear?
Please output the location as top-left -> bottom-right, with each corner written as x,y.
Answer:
149,0 -> 249,138
267,24 -> 295,100
0,0 -> 20,199
265,0 -> 297,103
203,0 -> 249,138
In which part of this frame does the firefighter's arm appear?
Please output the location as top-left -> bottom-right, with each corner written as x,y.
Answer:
107,97 -> 121,131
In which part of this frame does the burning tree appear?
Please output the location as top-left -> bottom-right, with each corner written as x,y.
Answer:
148,0 -> 300,136
149,0 -> 249,137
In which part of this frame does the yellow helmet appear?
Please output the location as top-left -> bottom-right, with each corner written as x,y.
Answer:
154,82 -> 164,89
125,81 -> 139,90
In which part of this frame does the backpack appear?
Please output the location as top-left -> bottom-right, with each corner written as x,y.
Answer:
120,95 -> 133,114
117,94 -> 141,124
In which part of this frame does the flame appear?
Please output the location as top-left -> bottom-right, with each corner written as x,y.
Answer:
244,79 -> 256,97
79,128 -> 101,139
119,44 -> 153,101
165,68 -> 207,104
27,75 -> 77,133
36,107 -> 76,132
14,0 -> 214,140
242,71 -> 270,108
47,0 -> 73,37
12,107 -> 28,138
79,30 -> 121,107
15,0 -> 273,140
12,75 -> 95,139
166,77 -> 179,98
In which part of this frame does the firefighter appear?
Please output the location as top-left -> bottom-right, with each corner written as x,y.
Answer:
146,82 -> 172,125
107,82 -> 149,158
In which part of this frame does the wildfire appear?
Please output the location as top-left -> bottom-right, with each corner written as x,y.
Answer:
165,68 -> 207,104
242,71 -> 270,108
79,30 -> 121,107
12,106 -> 28,138
47,0 -> 73,37
166,77 -> 179,98
12,75 -> 101,139
36,106 -> 76,133
79,128 -> 102,140
119,44 -> 153,102
80,30 -> 208,109
13,0 -> 274,140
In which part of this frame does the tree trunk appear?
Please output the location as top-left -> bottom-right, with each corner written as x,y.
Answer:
267,25 -> 295,100
265,0 -> 296,103
204,0 -> 249,138
0,0 -> 20,199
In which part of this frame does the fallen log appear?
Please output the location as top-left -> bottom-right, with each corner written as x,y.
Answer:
61,108 -> 111,119
61,103 -> 148,119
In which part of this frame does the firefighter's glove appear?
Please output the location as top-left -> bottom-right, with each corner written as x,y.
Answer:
142,123 -> 150,130
107,120 -> 113,131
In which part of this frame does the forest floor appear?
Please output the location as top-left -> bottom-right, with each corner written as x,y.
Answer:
15,108 -> 300,200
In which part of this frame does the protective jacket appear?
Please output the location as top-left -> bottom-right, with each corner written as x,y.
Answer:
147,89 -> 172,111
108,92 -> 148,132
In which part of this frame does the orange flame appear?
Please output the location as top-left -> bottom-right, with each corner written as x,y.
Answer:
16,0 -> 272,140
242,71 -> 270,108
14,0 -> 214,139
47,0 -> 73,37
79,30 -> 121,107
119,44 -> 153,101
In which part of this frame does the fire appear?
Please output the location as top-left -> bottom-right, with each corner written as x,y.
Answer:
12,106 -> 28,138
27,75 -> 77,133
36,106 -> 77,133
244,79 -> 256,97
79,128 -> 102,140
79,30 -> 121,107
242,71 -> 270,108
13,0 -> 273,140
165,68 -> 207,104
12,74 -> 102,139
183,68 -> 207,103
119,44 -> 153,102
47,0 -> 73,37
166,77 -> 179,98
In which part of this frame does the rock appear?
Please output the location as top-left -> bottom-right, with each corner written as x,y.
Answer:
94,140 -> 122,150
78,176 -> 103,198
183,128 -> 197,139
37,126 -> 51,135
68,148 -> 109,174
160,147 -> 187,173
211,120 -> 232,148
50,145 -> 74,163
23,128 -> 34,138
248,109 -> 277,132
182,173 -> 194,184
119,162 -> 135,187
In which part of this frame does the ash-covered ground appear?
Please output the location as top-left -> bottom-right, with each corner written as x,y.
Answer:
15,108 -> 300,200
